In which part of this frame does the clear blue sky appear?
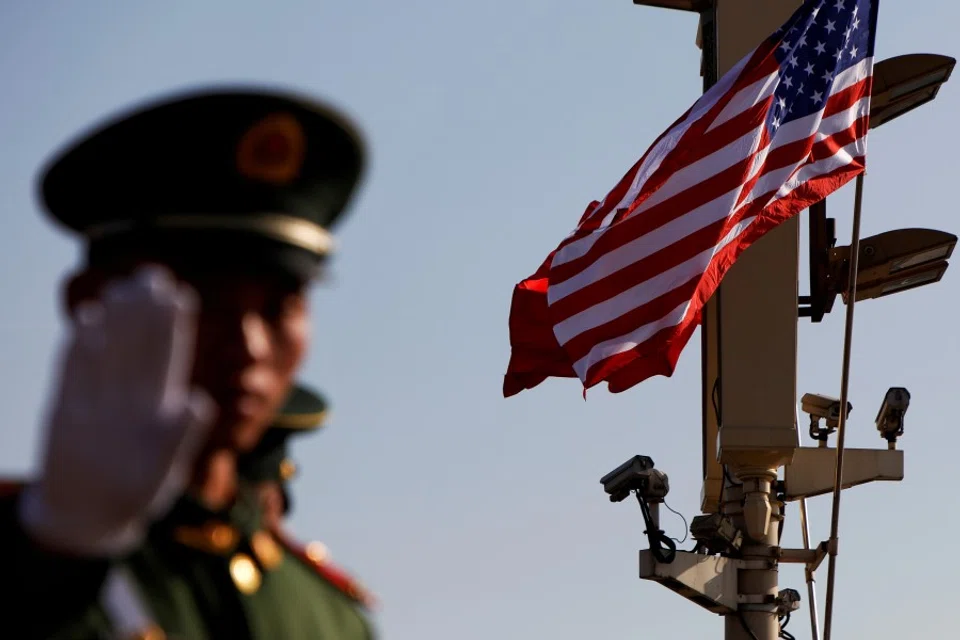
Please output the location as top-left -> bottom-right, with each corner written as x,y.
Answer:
0,1 -> 955,638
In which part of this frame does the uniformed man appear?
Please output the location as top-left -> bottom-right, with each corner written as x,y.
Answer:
239,383 -> 329,532
238,383 -> 376,609
0,87 -> 376,639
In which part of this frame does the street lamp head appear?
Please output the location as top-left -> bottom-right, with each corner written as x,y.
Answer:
871,54 -> 956,130
852,228 -> 955,281
853,265 -> 948,301
830,228 -> 956,302
805,54 -> 955,320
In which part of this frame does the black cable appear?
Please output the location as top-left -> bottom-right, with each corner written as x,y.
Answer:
713,378 -> 743,491
712,378 -> 726,513
711,377 -> 722,422
635,493 -> 677,564
723,464 -> 743,487
662,500 -> 689,544
780,613 -> 791,630
779,613 -> 796,640
777,495 -> 786,541
738,612 -> 761,640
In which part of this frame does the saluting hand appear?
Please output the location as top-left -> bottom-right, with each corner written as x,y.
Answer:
19,266 -> 216,557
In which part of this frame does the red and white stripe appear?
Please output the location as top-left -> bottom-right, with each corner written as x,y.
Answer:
525,42 -> 873,392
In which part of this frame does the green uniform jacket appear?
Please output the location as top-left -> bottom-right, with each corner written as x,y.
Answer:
0,483 -> 376,640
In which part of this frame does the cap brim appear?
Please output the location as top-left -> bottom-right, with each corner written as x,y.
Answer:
87,228 -> 326,283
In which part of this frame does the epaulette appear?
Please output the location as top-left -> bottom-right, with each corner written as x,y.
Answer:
0,479 -> 25,500
272,529 -> 377,610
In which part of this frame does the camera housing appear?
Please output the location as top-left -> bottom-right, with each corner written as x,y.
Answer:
690,513 -> 743,555
800,393 -> 852,428
876,387 -> 910,444
600,455 -> 669,503
776,588 -> 802,615
801,392 -> 853,441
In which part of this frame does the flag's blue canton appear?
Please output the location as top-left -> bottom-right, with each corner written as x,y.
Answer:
767,0 -> 876,134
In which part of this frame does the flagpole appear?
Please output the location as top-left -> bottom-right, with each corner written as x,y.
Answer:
821,171 -> 866,640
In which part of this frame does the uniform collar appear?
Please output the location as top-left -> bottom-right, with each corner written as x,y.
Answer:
151,484 -> 265,555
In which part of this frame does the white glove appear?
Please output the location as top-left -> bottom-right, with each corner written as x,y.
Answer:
18,266 -> 216,557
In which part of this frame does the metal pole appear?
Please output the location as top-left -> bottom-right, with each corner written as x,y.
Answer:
722,469 -> 780,640
705,4 -> 803,639
794,410 -> 821,640
821,172 -> 866,640
798,498 -> 820,640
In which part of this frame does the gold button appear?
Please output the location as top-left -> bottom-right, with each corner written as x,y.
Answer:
279,458 -> 298,481
172,527 -> 204,550
229,553 -> 262,595
305,541 -> 329,564
127,625 -> 166,640
251,531 -> 283,570
207,523 -> 238,553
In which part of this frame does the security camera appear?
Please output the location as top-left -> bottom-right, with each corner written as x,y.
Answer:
599,455 -> 669,503
690,513 -> 743,556
875,387 -> 910,445
800,392 -> 852,441
602,455 -> 676,564
800,393 -> 852,426
776,588 -> 802,616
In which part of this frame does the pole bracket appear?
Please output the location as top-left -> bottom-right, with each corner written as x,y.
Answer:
778,542 -> 829,573
640,550 -> 738,615
783,447 -> 903,501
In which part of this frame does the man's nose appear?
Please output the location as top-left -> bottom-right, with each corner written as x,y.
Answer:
238,312 -> 271,362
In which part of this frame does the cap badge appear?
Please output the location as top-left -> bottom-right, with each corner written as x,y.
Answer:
236,113 -> 306,185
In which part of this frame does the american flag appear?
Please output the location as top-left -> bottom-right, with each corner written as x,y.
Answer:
503,0 -> 878,397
